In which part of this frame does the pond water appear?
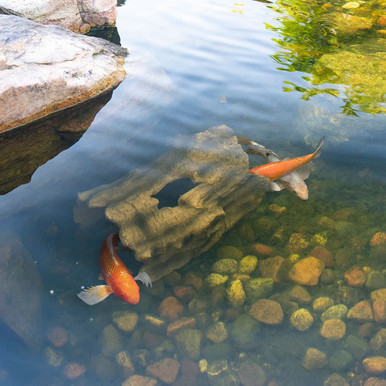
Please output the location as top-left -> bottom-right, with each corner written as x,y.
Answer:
0,0 -> 385,385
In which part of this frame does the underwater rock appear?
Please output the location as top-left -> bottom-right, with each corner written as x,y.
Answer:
237,360 -> 266,386
286,285 -> 312,305
370,232 -> 386,247
259,256 -> 285,283
313,297 -> 334,312
173,359 -> 200,386
362,356 -> 386,375
329,350 -> 353,371
0,232 -> 43,349
146,358 -> 180,384
90,354 -> 117,381
323,373 -> 349,386
366,271 -> 386,290
320,269 -> 335,284
302,348 -> 328,370
0,0 -> 116,33
217,246 -> 244,260
244,278 -> 274,303
270,294 -> 299,315
344,266 -> 366,287
249,299 -> 284,325
63,363 -> 86,380
144,315 -> 165,329
308,246 -> 334,268
289,256 -> 325,286
290,308 -> 313,331
173,286 -> 195,303
371,289 -> 386,302
363,377 -> 386,386
116,351 -> 135,376
184,272 -> 203,290
343,335 -> 369,360
226,279 -> 246,307
238,256 -> 258,274
286,233 -> 309,253
206,322 -> 228,344
122,374 -> 158,386
320,319 -> 346,340
174,328 -> 202,360
230,313 -> 260,350
167,317 -> 196,337
370,329 -> 386,352
100,324 -> 123,357
321,305 -> 348,322
373,300 -> 386,324
213,259 -> 238,275
0,15 -> 126,132
46,326 -> 68,348
159,297 -> 184,321
347,301 -> 374,322
251,243 -> 274,258
76,125 -> 269,281
45,347 -> 64,367
205,274 -> 229,288
112,311 -> 139,332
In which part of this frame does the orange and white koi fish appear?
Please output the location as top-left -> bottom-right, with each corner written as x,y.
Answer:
77,233 -> 152,305
249,137 -> 325,183
237,135 -> 311,200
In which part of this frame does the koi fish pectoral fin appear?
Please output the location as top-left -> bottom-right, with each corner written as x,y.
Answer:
134,272 -> 153,288
296,165 -> 311,180
77,285 -> 113,305
269,181 -> 284,192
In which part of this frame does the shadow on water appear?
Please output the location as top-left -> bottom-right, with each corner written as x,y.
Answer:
0,91 -> 113,195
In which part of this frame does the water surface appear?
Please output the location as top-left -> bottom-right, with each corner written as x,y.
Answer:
0,0 -> 385,385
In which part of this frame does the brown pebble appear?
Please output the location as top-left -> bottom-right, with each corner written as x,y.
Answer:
370,232 -> 386,247
308,246 -> 334,267
146,358 -> 180,384
249,299 -> 284,325
344,266 -> 366,287
347,300 -> 374,322
362,356 -> 386,375
289,257 -> 325,286
259,256 -> 284,283
47,327 -> 68,347
320,319 -> 346,340
159,296 -> 184,320
373,300 -> 386,324
251,243 -> 273,258
173,286 -> 195,303
358,322 -> 377,337
63,363 -> 85,380
302,348 -> 328,370
122,375 -> 158,386
184,272 -> 203,290
167,317 -> 196,337
364,377 -> 386,386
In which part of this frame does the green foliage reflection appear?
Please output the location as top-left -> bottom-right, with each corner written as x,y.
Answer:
267,0 -> 386,114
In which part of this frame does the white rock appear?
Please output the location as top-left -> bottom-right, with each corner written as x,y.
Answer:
0,15 -> 127,132
0,0 -> 116,33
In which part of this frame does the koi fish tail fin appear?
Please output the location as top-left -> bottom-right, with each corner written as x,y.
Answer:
134,272 -> 153,288
312,136 -> 325,159
77,285 -> 113,305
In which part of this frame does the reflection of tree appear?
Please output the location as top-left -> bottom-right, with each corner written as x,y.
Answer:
267,0 -> 386,115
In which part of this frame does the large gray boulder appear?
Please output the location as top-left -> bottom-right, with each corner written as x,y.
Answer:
75,125 -> 269,281
0,0 -> 116,33
0,15 -> 127,132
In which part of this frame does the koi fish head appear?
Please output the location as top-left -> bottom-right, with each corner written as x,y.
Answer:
111,279 -> 140,305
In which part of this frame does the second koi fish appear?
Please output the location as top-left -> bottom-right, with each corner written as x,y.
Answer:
77,233 -> 152,305
249,137 -> 325,181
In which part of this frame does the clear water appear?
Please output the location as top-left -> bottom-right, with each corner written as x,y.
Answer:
0,0 -> 385,385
